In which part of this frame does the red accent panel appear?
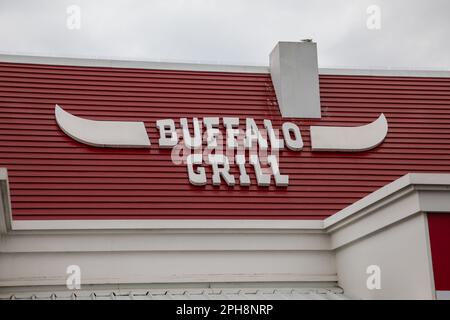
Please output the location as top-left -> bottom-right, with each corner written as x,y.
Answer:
427,213 -> 450,291
0,62 -> 450,219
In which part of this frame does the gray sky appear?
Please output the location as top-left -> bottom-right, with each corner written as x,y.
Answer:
0,0 -> 449,69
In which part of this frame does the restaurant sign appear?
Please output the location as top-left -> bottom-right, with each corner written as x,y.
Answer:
55,105 -> 388,187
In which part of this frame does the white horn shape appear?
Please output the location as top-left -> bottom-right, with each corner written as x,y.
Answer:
310,113 -> 388,152
55,105 -> 151,148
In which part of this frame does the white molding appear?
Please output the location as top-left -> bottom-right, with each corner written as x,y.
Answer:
1,53 -> 450,77
0,286 -> 347,300
0,53 -> 269,74
0,229 -> 336,287
0,281 -> 340,293
319,68 -> 450,78
0,273 -> 338,288
423,213 -> 437,300
0,230 -> 331,253
11,219 -> 323,232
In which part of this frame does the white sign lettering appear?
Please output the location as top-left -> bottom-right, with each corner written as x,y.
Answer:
55,105 -> 389,188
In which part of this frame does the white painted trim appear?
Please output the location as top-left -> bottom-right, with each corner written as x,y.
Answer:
319,68 -> 450,78
0,286 -> 347,300
0,228 -> 336,287
0,53 -> 269,74
1,53 -> 450,77
0,282 -> 341,293
0,273 -> 338,288
0,230 -> 331,253
423,213 -> 437,300
11,219 -> 323,232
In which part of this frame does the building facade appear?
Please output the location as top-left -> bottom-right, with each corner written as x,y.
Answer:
0,41 -> 449,300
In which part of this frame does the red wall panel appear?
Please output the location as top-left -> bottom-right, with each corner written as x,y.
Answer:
427,213 -> 450,291
1,61 -> 450,219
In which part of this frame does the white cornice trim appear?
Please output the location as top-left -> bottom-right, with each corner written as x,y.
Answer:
319,68 -> 450,78
11,219 -> 323,232
1,53 -> 450,77
0,53 -> 269,73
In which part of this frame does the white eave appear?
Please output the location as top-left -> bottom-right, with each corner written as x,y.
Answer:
0,53 -> 270,73
320,67 -> 450,78
1,53 -> 450,78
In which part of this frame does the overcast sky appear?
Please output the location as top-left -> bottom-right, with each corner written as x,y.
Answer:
0,0 -> 449,69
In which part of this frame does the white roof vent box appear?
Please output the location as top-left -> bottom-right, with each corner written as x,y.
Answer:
269,41 -> 322,118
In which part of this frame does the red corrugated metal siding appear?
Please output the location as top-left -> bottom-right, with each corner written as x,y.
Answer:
427,213 -> 450,291
0,61 -> 450,220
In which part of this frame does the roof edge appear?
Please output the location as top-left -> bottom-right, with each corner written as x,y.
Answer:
1,53 -> 450,77
320,67 -> 450,78
0,53 -> 270,74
